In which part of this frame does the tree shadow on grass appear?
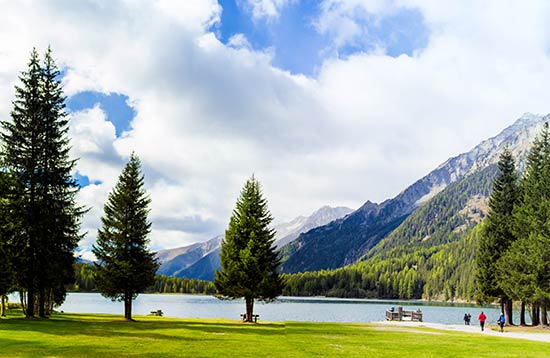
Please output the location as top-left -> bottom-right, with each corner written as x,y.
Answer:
0,313 -> 286,340
0,337 -> 209,358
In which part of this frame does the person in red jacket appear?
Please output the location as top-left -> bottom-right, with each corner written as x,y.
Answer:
478,311 -> 487,331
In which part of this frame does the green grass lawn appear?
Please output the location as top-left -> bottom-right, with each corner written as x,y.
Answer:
0,310 -> 548,358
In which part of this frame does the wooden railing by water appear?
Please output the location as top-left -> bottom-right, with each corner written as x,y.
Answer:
385,306 -> 422,322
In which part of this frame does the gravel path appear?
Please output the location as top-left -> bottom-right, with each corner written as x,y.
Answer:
374,321 -> 550,342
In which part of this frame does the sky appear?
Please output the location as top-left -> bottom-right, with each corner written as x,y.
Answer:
1,0 -> 550,259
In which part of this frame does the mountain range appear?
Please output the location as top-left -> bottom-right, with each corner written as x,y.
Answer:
157,113 -> 548,289
279,113 -> 548,274
156,205 -> 353,280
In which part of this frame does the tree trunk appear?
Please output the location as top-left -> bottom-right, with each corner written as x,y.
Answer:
124,296 -> 132,321
505,298 -> 514,325
46,289 -> 54,316
38,287 -> 45,318
245,298 -> 254,323
542,304 -> 548,326
1,295 -> 5,317
531,304 -> 540,326
27,283 -> 35,318
19,291 -> 27,317
520,301 -> 526,326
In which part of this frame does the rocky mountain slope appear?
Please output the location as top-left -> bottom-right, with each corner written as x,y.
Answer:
280,113 -> 548,274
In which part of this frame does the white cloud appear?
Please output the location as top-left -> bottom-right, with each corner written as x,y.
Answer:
241,0 -> 295,20
314,0 -> 402,55
1,0 -> 550,253
228,33 -> 252,49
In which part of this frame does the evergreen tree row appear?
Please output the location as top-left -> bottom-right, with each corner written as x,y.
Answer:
477,123 -> 550,326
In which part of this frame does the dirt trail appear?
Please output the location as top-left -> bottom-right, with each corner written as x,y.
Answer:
374,321 -> 550,342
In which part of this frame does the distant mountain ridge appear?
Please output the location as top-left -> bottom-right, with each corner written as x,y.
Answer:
275,206 -> 353,248
280,113 -> 549,274
156,205 -> 353,280
156,235 -> 222,277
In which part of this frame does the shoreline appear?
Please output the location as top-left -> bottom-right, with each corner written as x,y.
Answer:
374,320 -> 550,342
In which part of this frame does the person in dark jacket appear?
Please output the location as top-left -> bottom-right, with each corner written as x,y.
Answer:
478,311 -> 487,331
498,312 -> 505,332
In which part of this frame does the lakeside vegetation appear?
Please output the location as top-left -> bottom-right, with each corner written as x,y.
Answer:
73,262 -> 216,295
0,311 -> 549,358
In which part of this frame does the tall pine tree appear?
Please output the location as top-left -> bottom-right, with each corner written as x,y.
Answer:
37,47 -> 84,317
0,47 -> 83,317
93,153 -> 158,321
476,148 -> 519,324
214,176 -> 284,322
502,123 -> 550,326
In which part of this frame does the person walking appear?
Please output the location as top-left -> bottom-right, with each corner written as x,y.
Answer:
478,311 -> 487,331
464,313 -> 469,325
498,312 -> 505,332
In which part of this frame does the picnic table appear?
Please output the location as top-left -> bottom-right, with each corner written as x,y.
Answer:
240,313 -> 259,323
150,309 -> 163,316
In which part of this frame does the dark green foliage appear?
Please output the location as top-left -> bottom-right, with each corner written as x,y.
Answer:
283,227 -> 480,301
0,172 -> 18,302
92,153 -> 159,320
499,233 -> 550,305
283,166 -> 497,300
475,149 -> 519,324
0,48 -> 83,317
73,262 -> 97,292
214,176 -> 284,322
499,123 -> 550,314
70,262 -> 216,295
151,275 -> 217,295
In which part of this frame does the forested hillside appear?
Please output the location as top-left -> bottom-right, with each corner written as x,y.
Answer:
283,165 -> 497,300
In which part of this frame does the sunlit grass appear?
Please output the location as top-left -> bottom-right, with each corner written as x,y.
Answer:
0,310 -> 548,357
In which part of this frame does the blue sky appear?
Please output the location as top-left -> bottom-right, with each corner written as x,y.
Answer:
215,0 -> 430,76
66,91 -> 135,137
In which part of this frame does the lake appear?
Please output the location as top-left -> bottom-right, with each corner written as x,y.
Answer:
49,293 -> 515,325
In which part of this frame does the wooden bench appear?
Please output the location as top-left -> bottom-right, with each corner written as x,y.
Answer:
240,314 -> 259,323
150,310 -> 163,316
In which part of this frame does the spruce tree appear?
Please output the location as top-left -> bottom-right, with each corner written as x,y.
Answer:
37,47 -> 84,316
214,176 -> 284,322
0,172 -> 17,317
93,153 -> 158,321
504,123 -> 550,325
1,48 -> 42,317
476,148 -> 519,324
1,48 -> 83,317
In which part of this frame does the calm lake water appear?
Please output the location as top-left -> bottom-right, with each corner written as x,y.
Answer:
49,293 -> 515,325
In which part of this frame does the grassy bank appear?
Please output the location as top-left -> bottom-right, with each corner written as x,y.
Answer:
0,310 -> 548,357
